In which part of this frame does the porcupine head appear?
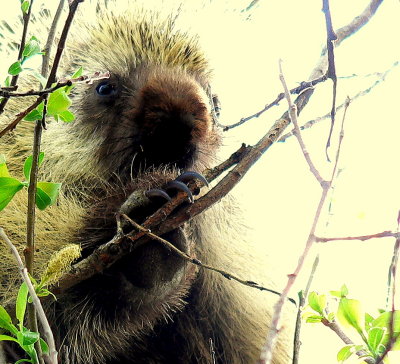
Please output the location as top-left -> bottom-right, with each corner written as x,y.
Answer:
0,2 -> 294,364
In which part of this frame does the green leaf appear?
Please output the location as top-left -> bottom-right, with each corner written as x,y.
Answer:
341,284 -> 349,297
0,306 -> 12,324
22,36 -> 40,62
65,66 -> 84,94
337,345 -> 355,362
0,155 -> 10,177
8,61 -> 23,76
308,292 -> 327,315
305,315 -> 323,323
36,182 -> 61,210
372,311 -> 400,349
0,306 -> 18,335
15,359 -> 33,364
368,327 -> 386,354
0,334 -> 18,342
337,298 -> 365,334
328,312 -> 335,322
47,88 -> 71,116
16,283 -> 28,329
23,152 -> 44,181
0,177 -> 24,211
24,101 -> 45,122
71,66 -> 83,79
39,338 -> 49,355
4,76 -> 10,87
18,330 -> 39,346
365,313 -> 375,332
21,0 -> 30,14
58,110 -> 75,122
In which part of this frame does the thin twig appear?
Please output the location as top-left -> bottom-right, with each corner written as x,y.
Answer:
376,211 -> 400,364
279,60 -> 326,187
24,1 -> 84,362
322,0 -> 338,161
121,214 -> 296,302
0,0 -> 35,114
292,255 -> 319,364
315,231 -> 399,243
0,228 -> 58,364
220,75 -> 327,131
278,61 -> 398,143
41,0 -> 66,78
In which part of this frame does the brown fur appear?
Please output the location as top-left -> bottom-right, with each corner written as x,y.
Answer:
0,2 -> 293,363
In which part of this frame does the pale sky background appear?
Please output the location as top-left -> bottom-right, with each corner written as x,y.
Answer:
1,0 -> 399,363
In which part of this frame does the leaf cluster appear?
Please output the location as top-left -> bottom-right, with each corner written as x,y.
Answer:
303,285 -> 400,363
0,154 -> 61,211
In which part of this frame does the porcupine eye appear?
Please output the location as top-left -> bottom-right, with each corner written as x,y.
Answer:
96,81 -> 118,97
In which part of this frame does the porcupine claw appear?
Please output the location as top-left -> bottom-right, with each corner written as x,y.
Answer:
145,189 -> 172,202
145,171 -> 209,204
175,171 -> 209,187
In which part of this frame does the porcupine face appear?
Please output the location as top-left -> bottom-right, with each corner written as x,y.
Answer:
64,11 -> 222,179
47,11 -> 223,363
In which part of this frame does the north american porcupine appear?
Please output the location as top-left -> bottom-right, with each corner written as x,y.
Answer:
0,2 -> 293,363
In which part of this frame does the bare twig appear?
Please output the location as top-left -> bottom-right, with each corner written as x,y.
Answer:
322,0 -> 338,160
41,0 -> 66,78
24,1 -> 84,361
292,255 -> 319,364
376,211 -> 400,364
220,75 -> 327,131
0,228 -> 58,364
279,61 -> 398,142
315,231 -> 399,243
258,62 -> 333,364
121,214 -> 296,302
0,0 -> 35,114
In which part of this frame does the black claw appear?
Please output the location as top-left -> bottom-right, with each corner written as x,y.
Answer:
175,171 -> 209,187
145,189 -> 172,202
165,180 -> 194,203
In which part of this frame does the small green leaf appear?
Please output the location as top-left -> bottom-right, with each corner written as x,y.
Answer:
337,298 -> 365,334
308,292 -> 327,315
0,306 -> 12,324
0,155 -> 10,177
36,182 -> 61,209
365,313 -> 375,332
8,61 -> 23,76
39,338 -> 49,355
372,311 -> 400,349
23,152 -> 44,181
71,66 -> 83,79
19,330 -> 39,346
0,334 -> 18,342
368,327 -> 386,353
21,0 -> 30,14
0,177 -> 24,211
15,359 -> 33,364
47,88 -> 71,115
16,283 -> 29,329
24,101 -> 45,122
58,110 -> 75,122
328,312 -> 335,322
22,36 -> 40,61
35,187 -> 52,210
4,76 -> 11,87
337,345 -> 355,362
305,315 -> 323,323
0,306 -> 18,335
341,285 -> 349,297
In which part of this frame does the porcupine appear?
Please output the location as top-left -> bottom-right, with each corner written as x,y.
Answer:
0,2 -> 293,363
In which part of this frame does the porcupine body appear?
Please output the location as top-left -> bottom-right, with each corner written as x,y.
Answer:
0,2 -> 293,363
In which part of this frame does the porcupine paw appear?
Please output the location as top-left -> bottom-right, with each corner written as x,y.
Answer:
146,171 -> 209,204
115,171 -> 208,290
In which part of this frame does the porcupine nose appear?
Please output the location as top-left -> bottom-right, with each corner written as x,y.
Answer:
135,69 -> 211,168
